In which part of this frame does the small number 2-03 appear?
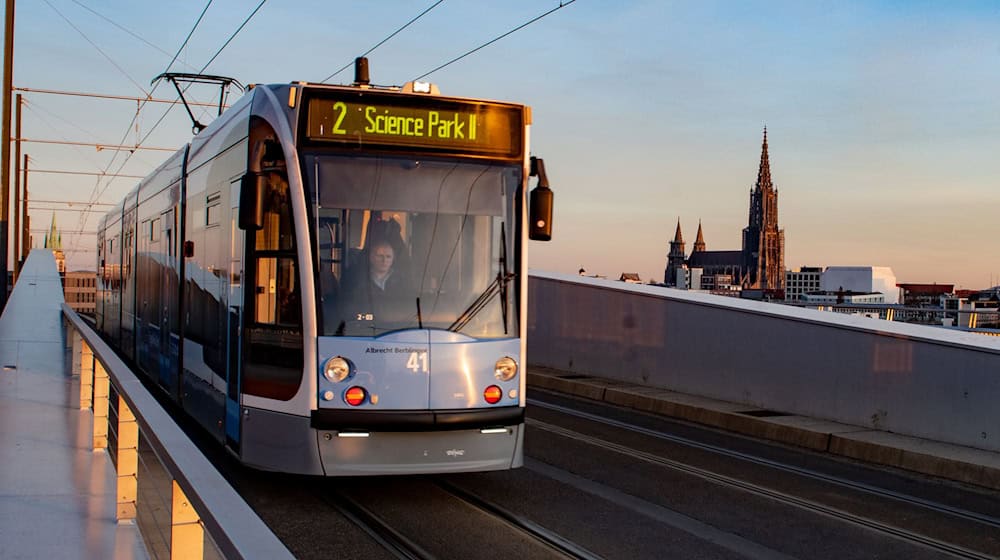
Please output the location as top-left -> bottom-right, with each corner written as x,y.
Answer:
406,351 -> 428,373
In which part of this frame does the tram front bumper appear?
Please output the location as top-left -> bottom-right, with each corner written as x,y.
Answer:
316,424 -> 524,476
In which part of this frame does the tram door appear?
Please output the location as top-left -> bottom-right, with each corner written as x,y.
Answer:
225,179 -> 244,447
160,208 -> 180,398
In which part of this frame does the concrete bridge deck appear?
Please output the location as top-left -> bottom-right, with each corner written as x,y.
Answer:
0,251 -> 146,559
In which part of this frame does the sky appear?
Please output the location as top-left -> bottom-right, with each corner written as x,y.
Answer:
2,0 -> 999,289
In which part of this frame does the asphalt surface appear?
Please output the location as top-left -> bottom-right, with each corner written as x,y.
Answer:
211,387 -> 1000,560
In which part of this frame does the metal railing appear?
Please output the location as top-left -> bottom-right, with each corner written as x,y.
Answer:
786,302 -> 1000,333
61,304 -> 294,560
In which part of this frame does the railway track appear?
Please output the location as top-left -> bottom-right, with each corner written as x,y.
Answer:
324,479 -> 604,560
431,478 -> 604,560
528,397 -> 1000,560
225,392 -> 999,559
323,489 -> 436,560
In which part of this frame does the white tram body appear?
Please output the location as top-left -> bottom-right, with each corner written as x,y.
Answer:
96,75 -> 553,475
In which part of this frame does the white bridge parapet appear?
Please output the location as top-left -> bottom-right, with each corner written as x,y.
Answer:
527,271 -> 1000,454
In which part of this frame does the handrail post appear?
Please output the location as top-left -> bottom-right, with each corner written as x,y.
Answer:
171,480 -> 204,560
93,359 -> 109,449
79,339 -> 94,410
116,395 -> 138,521
65,318 -> 76,371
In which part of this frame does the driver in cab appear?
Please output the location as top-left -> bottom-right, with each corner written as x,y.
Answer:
368,240 -> 398,293
342,238 -> 407,325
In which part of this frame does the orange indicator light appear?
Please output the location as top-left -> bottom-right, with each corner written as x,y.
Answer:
484,385 -> 502,404
345,386 -> 367,406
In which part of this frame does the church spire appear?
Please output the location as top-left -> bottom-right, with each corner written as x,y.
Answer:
45,213 -> 62,250
693,220 -> 706,253
756,126 -> 772,192
742,127 -> 784,291
664,218 -> 687,286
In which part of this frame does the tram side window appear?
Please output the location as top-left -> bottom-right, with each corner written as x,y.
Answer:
244,153 -> 303,400
254,256 -> 300,326
252,173 -> 301,327
255,175 -> 295,252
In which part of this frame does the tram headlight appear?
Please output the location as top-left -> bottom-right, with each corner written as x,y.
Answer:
323,356 -> 352,382
494,356 -> 518,381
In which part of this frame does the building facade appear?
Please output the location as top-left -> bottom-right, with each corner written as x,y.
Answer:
663,129 -> 785,295
802,291 -> 885,304
897,283 -> 954,307
671,265 -> 702,291
64,271 -> 97,315
821,266 -> 899,304
42,214 -> 96,314
785,267 -> 823,301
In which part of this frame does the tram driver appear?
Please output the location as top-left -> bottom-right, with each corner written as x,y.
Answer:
336,237 -> 409,330
363,239 -> 404,297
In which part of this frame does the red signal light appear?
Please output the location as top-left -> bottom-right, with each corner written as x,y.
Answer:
344,386 -> 367,406
484,385 -> 502,404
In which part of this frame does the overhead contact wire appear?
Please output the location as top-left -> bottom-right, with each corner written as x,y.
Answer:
321,0 -> 445,83
414,0 -> 577,81
76,0 -> 215,230
69,0 -> 199,70
40,0 -> 151,96
94,0 -> 267,204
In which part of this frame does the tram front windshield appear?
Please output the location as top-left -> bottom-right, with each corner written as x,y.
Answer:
307,155 -> 520,338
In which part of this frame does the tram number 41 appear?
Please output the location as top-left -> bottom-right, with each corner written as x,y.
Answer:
406,351 -> 429,373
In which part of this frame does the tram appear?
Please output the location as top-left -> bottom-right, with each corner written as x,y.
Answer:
96,60 -> 554,475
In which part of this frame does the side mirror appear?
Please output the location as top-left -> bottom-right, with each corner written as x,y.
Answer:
528,157 -> 553,241
238,172 -> 266,230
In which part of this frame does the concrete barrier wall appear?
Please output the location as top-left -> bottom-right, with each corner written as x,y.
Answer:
527,271 -> 1000,453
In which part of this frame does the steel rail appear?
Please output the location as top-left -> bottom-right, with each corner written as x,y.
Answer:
432,479 -> 604,560
529,416 -> 998,560
529,396 -> 1000,530
322,488 -> 435,560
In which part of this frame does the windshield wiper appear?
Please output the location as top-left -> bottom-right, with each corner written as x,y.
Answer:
498,221 -> 510,334
447,271 -> 515,333
448,223 -> 513,334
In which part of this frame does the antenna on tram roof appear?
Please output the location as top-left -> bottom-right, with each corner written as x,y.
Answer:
152,72 -> 245,134
354,57 -> 371,87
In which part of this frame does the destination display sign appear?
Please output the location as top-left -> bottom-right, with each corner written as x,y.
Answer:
305,94 -> 523,157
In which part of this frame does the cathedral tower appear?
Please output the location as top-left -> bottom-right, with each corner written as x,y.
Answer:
664,219 -> 686,286
693,221 -> 706,253
741,128 -> 785,290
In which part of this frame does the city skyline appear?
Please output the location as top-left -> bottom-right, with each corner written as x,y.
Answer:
2,1 -> 998,288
